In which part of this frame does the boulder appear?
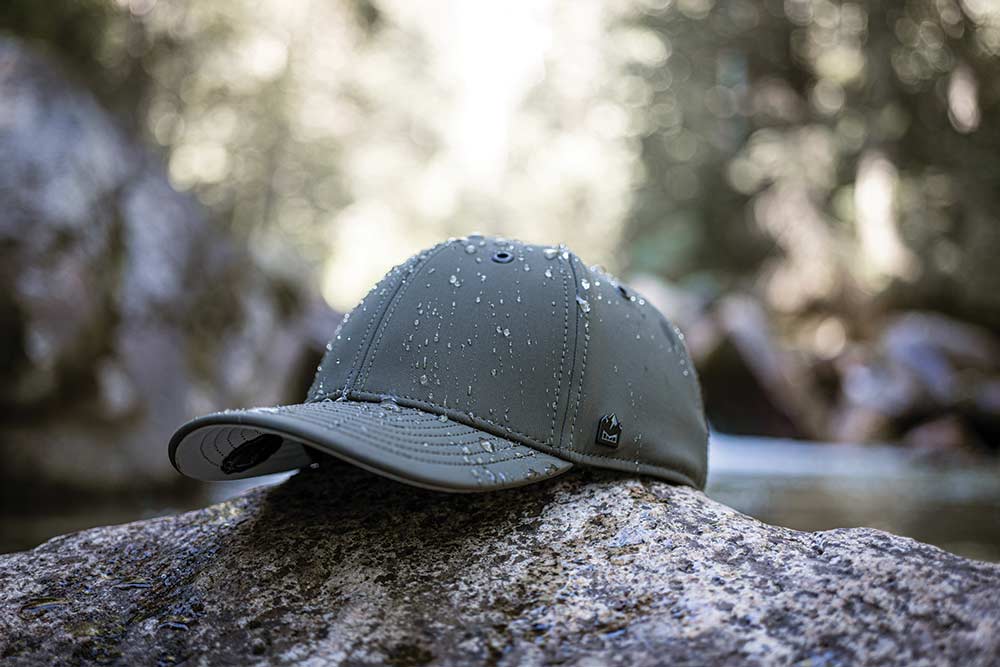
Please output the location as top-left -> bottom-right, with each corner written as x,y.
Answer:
1,466 -> 997,666
692,296 -> 829,440
0,37 -> 337,500
833,312 -> 1000,449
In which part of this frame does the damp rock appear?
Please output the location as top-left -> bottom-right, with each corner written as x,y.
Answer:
0,465 -> 997,665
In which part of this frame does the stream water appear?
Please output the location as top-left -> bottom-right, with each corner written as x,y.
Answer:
707,435 -> 1000,562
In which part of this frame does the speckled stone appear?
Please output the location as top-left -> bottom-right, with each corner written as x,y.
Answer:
1,465 -> 998,666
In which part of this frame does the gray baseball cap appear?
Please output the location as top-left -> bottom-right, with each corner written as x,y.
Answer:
169,236 -> 708,492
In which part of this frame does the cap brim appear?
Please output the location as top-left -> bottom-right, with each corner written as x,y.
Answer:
168,400 -> 572,492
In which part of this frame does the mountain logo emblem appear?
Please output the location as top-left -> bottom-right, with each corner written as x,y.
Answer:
595,413 -> 623,448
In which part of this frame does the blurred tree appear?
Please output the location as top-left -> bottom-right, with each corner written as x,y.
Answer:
622,0 -> 1000,330
4,0 -> 999,327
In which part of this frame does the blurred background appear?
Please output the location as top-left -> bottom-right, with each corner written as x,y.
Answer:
1,0 -> 998,559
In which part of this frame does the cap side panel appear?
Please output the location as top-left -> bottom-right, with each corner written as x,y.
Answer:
558,263 -> 709,489
308,242 -> 449,403
355,241 -> 453,392
307,262 -> 405,402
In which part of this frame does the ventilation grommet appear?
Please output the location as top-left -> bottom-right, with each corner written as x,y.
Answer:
491,250 -> 514,264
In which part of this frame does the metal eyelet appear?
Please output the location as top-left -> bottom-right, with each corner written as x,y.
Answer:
491,250 -> 514,264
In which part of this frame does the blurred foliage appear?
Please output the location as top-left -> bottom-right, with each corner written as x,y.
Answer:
2,0 -> 999,328
622,0 -> 1000,332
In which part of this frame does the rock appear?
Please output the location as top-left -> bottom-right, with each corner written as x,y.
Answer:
902,414 -> 984,462
832,311 -> 1000,449
0,37 -> 337,499
1,466 -> 997,666
695,295 -> 829,439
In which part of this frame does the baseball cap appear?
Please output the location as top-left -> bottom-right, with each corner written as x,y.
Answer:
169,236 -> 708,492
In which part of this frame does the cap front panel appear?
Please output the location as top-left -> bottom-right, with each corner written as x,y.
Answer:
355,239 -> 576,448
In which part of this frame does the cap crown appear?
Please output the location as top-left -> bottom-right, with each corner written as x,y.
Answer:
309,236 -> 708,488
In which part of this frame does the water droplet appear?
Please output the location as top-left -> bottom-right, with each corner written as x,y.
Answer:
438,414 -> 448,422
581,278 -> 591,290
419,374 -> 429,385
503,328 -> 510,337
576,296 -> 591,313
544,268 -> 553,279
543,247 -> 559,259
465,244 -> 477,254
481,440 -> 495,453
380,396 -> 402,411
523,264 -> 531,272
449,274 -> 461,287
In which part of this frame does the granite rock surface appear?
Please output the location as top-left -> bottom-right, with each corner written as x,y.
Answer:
1,465 -> 998,666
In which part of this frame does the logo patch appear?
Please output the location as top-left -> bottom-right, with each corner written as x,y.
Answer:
595,413 -> 623,448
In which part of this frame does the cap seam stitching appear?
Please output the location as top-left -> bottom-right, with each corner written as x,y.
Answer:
200,420 -> 543,467
312,393 -> 694,484
549,257 -> 571,445
198,421 -> 507,461
567,257 -> 590,457
317,389 -> 550,450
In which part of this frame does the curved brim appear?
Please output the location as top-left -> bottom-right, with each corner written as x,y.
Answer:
168,400 -> 572,492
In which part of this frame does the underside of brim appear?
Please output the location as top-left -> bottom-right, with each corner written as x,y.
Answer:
168,400 -> 572,492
